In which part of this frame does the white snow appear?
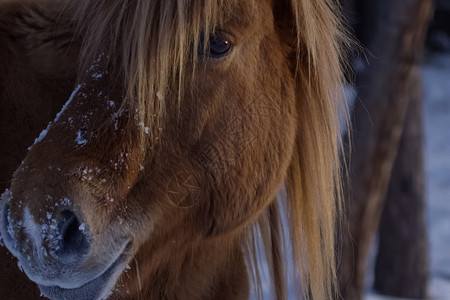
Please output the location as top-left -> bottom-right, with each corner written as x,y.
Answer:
31,129 -> 50,149
422,53 -> 450,299
28,84 -> 83,150
76,130 -> 88,146
60,197 -> 72,206
78,223 -> 86,233
55,85 -> 83,122
92,72 -> 103,79
23,207 -> 42,253
1,189 -> 12,202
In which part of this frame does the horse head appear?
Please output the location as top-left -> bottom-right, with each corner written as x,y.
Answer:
0,0 -> 347,299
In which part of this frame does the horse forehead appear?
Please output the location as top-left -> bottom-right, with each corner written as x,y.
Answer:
222,0 -> 273,33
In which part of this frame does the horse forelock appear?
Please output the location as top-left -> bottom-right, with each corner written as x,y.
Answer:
68,0 -> 246,137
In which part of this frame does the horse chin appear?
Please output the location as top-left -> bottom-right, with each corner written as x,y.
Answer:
38,251 -> 130,300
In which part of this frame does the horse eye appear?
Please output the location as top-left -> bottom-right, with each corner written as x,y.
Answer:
208,35 -> 233,58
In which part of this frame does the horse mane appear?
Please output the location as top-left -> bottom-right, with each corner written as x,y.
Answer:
280,1 -> 348,299
68,1 -> 348,299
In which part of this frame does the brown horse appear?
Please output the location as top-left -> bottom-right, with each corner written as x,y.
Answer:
0,0 -> 348,299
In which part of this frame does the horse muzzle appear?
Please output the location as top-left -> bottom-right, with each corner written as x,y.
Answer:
0,189 -> 132,300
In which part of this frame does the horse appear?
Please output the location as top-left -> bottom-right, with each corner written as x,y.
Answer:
0,0 -> 348,299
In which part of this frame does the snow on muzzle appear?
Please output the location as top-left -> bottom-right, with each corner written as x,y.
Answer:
0,189 -> 132,300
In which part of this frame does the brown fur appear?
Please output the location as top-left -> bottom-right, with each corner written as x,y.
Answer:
0,0 -> 347,299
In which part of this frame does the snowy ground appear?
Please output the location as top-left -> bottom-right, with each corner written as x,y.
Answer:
365,53 -> 450,300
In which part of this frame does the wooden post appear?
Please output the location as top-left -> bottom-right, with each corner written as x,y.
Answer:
337,1 -> 433,299
374,70 -> 429,298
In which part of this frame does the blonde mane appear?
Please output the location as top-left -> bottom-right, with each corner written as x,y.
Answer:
69,1 -> 348,299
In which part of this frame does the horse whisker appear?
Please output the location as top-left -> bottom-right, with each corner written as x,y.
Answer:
133,256 -> 142,293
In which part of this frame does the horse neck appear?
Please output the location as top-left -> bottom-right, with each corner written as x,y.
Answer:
116,233 -> 250,299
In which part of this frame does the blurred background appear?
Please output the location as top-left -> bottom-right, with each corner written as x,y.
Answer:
248,0 -> 449,299
338,0 -> 450,299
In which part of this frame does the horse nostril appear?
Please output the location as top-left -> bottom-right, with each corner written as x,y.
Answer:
57,210 -> 90,263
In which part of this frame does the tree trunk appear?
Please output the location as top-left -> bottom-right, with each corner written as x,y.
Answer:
337,1 -> 433,299
374,71 -> 429,298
